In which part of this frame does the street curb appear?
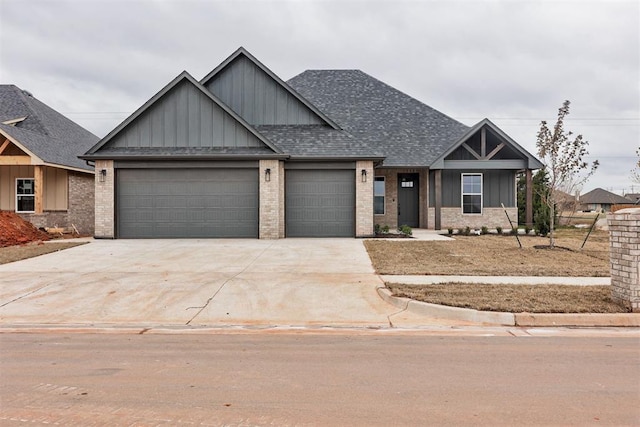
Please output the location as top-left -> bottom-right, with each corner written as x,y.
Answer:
377,288 -> 640,327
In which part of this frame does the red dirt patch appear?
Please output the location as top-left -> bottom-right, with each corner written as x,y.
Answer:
0,211 -> 50,247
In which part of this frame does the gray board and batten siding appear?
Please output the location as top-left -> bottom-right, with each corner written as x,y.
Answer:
429,169 -> 516,208
117,168 -> 259,238
204,55 -> 325,126
105,79 -> 267,151
285,166 -> 356,238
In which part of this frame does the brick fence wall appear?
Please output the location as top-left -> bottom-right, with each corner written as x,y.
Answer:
607,208 -> 640,312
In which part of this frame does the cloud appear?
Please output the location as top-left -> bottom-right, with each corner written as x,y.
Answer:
1,0 -> 637,192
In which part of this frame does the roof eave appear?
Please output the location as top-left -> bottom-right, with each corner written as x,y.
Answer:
79,153 -> 290,161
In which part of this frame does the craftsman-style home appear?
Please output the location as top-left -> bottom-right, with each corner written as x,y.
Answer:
82,47 -> 542,239
0,85 -> 98,234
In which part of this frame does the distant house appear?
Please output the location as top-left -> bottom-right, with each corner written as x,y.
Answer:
579,188 -> 631,212
0,85 -> 99,234
82,47 -> 543,239
624,193 -> 640,204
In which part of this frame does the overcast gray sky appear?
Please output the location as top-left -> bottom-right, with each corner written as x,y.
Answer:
1,0 -> 638,194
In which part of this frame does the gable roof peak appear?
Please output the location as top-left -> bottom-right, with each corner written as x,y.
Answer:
199,47 -> 340,129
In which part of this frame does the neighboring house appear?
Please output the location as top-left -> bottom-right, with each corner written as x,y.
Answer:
624,193 -> 640,204
82,47 -> 542,239
579,188 -> 631,212
0,85 -> 98,234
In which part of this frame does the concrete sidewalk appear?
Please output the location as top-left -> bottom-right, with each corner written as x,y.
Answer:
378,275 -> 639,327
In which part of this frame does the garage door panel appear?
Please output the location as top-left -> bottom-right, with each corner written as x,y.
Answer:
286,169 -> 354,237
117,168 -> 258,238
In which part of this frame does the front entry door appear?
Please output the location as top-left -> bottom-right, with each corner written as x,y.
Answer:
398,173 -> 419,227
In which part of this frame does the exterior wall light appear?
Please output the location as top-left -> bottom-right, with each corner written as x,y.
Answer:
265,168 -> 271,182
361,169 -> 367,182
99,169 -> 107,183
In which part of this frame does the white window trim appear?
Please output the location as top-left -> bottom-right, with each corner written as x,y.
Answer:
16,177 -> 35,213
461,173 -> 483,215
374,176 -> 385,215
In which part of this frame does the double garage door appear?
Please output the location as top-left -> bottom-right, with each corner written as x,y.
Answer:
117,168 -> 259,238
116,167 -> 355,238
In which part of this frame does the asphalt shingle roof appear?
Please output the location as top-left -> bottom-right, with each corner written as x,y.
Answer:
0,85 -> 98,171
254,125 -> 384,159
580,188 -> 631,205
287,70 -> 470,167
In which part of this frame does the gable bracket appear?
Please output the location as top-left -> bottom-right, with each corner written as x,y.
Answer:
461,142 -> 482,160
0,138 -> 9,154
486,142 -> 506,160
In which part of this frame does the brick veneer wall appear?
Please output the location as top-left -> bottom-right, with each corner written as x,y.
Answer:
356,160 -> 374,237
20,171 -> 95,235
607,208 -> 640,312
94,160 -> 115,238
68,172 -> 95,234
440,207 -> 516,230
259,159 -> 284,239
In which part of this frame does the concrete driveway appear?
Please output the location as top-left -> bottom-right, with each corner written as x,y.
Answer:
0,239 -> 422,328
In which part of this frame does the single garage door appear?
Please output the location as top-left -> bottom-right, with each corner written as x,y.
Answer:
117,168 -> 259,238
286,169 -> 355,237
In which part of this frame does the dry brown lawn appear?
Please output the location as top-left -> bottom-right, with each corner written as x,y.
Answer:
0,242 -> 87,265
364,229 -> 610,276
387,283 -> 628,313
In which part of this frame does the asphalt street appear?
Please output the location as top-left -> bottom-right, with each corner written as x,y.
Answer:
1,332 -> 639,426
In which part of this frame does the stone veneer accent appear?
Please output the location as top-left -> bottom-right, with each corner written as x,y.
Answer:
20,171 -> 95,235
440,207 -> 516,230
259,159 -> 284,239
607,208 -> 640,312
355,160 -> 374,237
94,160 -> 115,238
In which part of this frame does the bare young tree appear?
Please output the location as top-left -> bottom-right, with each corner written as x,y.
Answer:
536,100 -> 599,247
632,147 -> 640,183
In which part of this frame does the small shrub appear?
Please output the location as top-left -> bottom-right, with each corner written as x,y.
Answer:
480,226 -> 489,235
463,226 -> 471,236
447,227 -> 454,235
510,227 -> 518,235
457,228 -> 465,235
398,224 -> 412,236
374,224 -> 381,234
524,226 -> 531,235
382,225 -> 390,234
496,226 -> 503,235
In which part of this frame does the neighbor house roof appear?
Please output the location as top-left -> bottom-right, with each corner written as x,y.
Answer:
579,188 -> 630,205
0,84 -> 98,171
624,193 -> 640,204
287,69 -> 471,167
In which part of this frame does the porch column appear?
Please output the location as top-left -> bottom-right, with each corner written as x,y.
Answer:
434,169 -> 442,230
525,169 -> 533,227
34,165 -> 44,214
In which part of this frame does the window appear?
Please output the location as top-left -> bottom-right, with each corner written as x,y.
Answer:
462,173 -> 482,214
374,177 -> 385,215
16,178 -> 35,213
